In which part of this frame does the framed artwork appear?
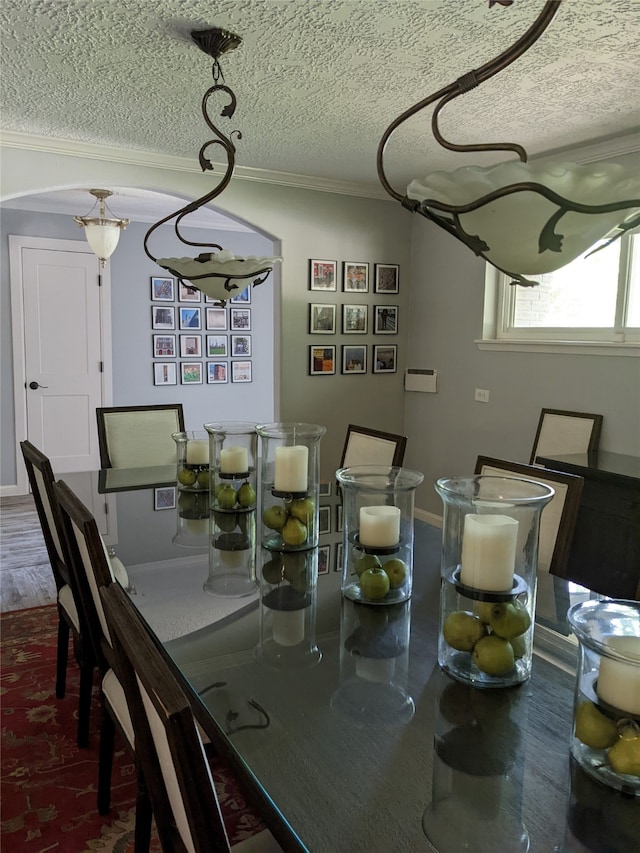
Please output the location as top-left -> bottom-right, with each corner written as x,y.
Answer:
374,263 -> 400,294
207,361 -> 228,384
309,345 -> 336,376
151,305 -> 175,330
180,362 -> 203,384
334,542 -> 343,572
230,308 -> 251,330
309,303 -> 337,334
374,305 -> 398,334
342,261 -> 369,293
179,306 -> 201,330
318,545 -> 330,575
342,304 -> 368,334
231,334 -> 251,357
230,287 -> 251,304
336,503 -> 343,532
373,344 -> 398,373
318,506 -> 331,535
151,276 -> 174,301
309,259 -> 337,292
180,334 -> 202,358
232,361 -> 252,383
179,282 -> 201,302
206,335 -> 228,357
154,486 -> 176,511
206,307 -> 228,331
153,362 -> 177,386
153,334 -> 176,358
342,344 -> 367,374
319,482 -> 332,497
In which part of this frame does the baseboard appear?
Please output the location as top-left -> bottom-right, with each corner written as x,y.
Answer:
0,485 -> 21,498
414,507 -> 442,528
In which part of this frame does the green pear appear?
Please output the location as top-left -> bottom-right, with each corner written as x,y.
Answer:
237,482 -> 256,508
489,601 -> 531,640
289,498 -> 315,525
262,556 -> 284,585
197,469 -> 210,489
443,611 -> 486,652
216,484 -> 237,510
177,467 -> 197,486
472,635 -> 515,676
213,511 -> 237,533
281,517 -> 308,546
510,634 -> 527,660
355,553 -> 382,577
608,733 -> 640,776
473,601 -> 495,625
263,505 -> 288,530
282,551 -> 307,583
574,701 -> 618,749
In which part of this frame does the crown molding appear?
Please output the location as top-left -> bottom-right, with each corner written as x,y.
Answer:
0,130 -> 388,200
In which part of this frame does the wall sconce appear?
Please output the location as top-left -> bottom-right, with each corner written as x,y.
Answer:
144,27 -> 281,304
73,189 -> 129,267
377,0 -> 640,286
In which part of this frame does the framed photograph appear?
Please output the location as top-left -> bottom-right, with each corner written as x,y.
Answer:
179,306 -> 201,330
151,305 -> 175,330
232,361 -> 252,383
230,287 -> 251,304
373,344 -> 398,374
334,542 -> 343,572
342,261 -> 369,293
319,482 -> 332,497
180,334 -> 202,358
230,308 -> 251,330
318,506 -> 331,535
207,361 -> 228,384
374,305 -> 398,334
206,335 -> 228,357
179,282 -> 201,302
336,503 -> 343,532
342,304 -> 368,334
154,486 -> 176,511
153,334 -> 176,358
374,263 -> 400,294
206,307 -> 228,331
309,259 -> 337,292
231,334 -> 251,357
318,545 -> 330,576
342,344 -> 367,374
151,276 -> 174,301
309,303 -> 337,335
153,362 -> 177,386
180,362 -> 203,384
309,345 -> 336,376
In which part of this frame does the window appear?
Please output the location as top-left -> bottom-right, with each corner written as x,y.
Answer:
484,232 -> 640,350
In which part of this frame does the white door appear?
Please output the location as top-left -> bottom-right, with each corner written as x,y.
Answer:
10,236 -> 112,492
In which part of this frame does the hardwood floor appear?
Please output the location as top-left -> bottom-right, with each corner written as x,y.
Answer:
0,495 -> 56,612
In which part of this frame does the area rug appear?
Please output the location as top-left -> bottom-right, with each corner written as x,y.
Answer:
0,604 -> 268,852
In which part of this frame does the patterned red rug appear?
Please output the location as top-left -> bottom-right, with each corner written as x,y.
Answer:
0,604 -> 267,852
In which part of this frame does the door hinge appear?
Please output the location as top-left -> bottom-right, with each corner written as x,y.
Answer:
99,361 -> 104,372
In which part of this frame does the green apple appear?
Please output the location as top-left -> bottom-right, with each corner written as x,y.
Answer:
574,701 -> 618,749
237,482 -> 256,508
289,498 -> 315,525
262,556 -> 284,585
197,469 -> 210,489
216,484 -> 237,509
608,733 -> 640,776
355,553 -> 382,577
489,601 -> 531,639
178,467 -> 197,486
282,551 -> 307,583
384,558 -> 407,589
281,517 -> 308,546
359,567 -> 390,600
213,511 -> 237,533
443,611 -> 485,652
263,505 -> 288,530
472,635 -> 515,676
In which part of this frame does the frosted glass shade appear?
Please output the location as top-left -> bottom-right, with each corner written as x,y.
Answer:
407,160 -> 640,277
83,221 -> 123,261
157,250 -> 281,302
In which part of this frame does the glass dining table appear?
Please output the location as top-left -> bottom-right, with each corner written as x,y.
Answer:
60,466 -> 638,853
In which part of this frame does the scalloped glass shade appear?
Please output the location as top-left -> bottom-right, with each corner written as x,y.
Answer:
407,160 -> 640,276
157,253 -> 282,301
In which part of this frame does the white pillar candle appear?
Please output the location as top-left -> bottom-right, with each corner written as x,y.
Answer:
219,446 -> 248,474
356,656 -> 396,683
272,608 -> 305,646
185,517 -> 209,535
274,445 -> 308,492
359,506 -> 401,548
186,440 -> 209,465
460,514 -> 518,591
597,636 -> 640,715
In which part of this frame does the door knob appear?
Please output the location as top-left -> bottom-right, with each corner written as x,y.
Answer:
28,381 -> 48,390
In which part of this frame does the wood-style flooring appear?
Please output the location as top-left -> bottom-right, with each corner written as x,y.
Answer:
0,495 -> 56,612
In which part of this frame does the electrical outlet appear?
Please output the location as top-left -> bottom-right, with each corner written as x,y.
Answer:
475,388 -> 490,403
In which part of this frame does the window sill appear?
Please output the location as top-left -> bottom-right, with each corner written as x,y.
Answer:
476,339 -> 640,357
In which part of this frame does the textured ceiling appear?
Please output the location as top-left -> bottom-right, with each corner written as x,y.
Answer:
1,0 -> 640,200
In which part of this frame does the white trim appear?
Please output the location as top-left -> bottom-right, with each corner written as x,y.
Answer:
414,507 -> 442,527
476,339 -> 640,357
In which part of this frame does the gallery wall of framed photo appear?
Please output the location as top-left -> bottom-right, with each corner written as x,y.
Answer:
150,276 -> 253,386
307,259 -> 400,377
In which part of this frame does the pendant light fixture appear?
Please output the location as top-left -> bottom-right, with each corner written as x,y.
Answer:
73,189 -> 130,267
377,0 -> 640,287
144,27 -> 281,305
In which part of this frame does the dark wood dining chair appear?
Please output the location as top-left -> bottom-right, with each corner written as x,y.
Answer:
19,440 -> 97,748
529,408 -> 603,465
53,479 -> 152,852
100,581 -> 282,853
339,424 -> 407,470
96,403 -> 185,468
